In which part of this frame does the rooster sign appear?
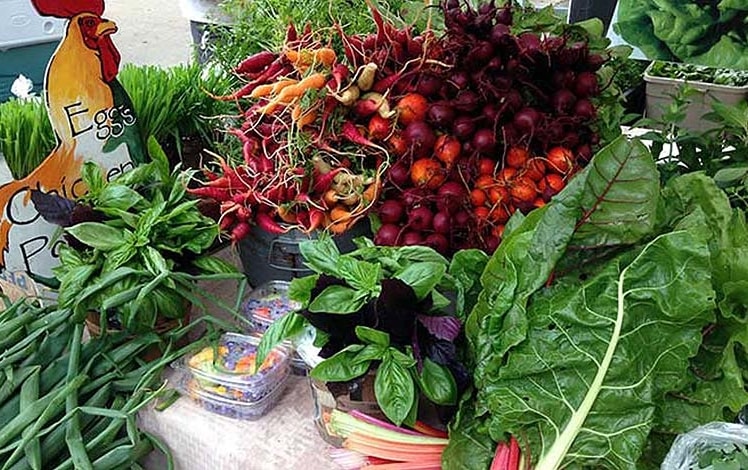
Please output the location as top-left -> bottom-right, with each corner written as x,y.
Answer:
0,0 -> 145,284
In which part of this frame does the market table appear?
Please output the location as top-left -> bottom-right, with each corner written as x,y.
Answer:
139,374 -> 337,470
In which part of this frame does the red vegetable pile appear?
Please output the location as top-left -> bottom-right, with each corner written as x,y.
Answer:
371,0 -> 610,254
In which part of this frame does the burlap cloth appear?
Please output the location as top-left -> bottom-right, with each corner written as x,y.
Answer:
138,374 -> 337,469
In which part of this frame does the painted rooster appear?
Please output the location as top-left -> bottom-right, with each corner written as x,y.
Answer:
0,0 -> 144,280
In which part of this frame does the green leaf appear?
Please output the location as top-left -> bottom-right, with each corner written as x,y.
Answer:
308,285 -> 368,314
310,345 -> 369,382
417,358 -> 457,405
442,401 -> 496,470
288,275 -> 319,307
96,185 -> 144,212
570,137 -> 660,248
355,326 -> 390,347
80,162 -> 105,196
337,257 -> 381,291
477,231 -> 715,469
300,237 -> 340,275
141,246 -> 169,275
449,250 -> 489,319
257,313 -> 307,364
374,352 -> 416,426
389,347 -> 416,368
66,223 -> 127,251
189,255 -> 239,275
147,136 -> 171,181
352,344 -> 387,365
395,262 -> 447,300
395,246 -> 449,265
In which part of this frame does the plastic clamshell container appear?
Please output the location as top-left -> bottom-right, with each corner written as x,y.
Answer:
177,372 -> 287,420
174,332 -> 290,403
644,61 -> 748,132
242,280 -> 301,332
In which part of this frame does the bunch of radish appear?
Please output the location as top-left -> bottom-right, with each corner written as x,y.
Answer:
370,0 -> 610,254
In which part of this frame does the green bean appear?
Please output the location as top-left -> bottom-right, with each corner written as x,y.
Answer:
143,432 -> 174,470
90,439 -> 152,470
64,324 -> 92,470
90,336 -> 160,378
14,384 -> 115,470
0,299 -> 25,324
20,324 -> 73,369
0,340 -> 39,370
0,366 -> 38,408
0,373 -> 87,452
0,311 -> 35,341
20,367 -> 41,470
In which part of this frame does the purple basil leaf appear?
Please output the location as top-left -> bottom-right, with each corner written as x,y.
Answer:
376,279 -> 419,346
30,190 -> 76,227
417,314 -> 462,342
412,328 -> 423,372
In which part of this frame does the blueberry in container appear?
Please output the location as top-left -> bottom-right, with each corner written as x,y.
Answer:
176,372 -> 288,421
241,281 -> 301,333
173,332 -> 290,403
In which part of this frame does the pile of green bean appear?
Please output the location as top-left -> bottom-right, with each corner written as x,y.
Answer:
0,297 -> 199,470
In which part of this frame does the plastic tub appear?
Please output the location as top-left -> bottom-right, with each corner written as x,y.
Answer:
176,372 -> 287,420
644,61 -> 748,131
242,281 -> 301,333
174,333 -> 291,403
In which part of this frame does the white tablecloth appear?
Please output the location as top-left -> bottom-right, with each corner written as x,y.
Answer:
139,375 -> 336,470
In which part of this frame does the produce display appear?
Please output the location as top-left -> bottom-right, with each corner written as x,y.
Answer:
2,0 -> 748,469
193,0 -> 625,255
614,0 -> 748,70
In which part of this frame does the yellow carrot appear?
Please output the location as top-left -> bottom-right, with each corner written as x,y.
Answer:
271,78 -> 298,94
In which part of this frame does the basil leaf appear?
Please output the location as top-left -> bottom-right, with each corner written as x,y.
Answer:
395,262 -> 447,300
417,358 -> 457,405
395,246 -> 449,265
66,222 -> 127,251
257,313 -> 307,364
289,275 -> 319,307
81,161 -> 105,195
310,345 -> 369,382
355,326 -> 390,347
389,347 -> 417,368
352,344 -> 387,365
374,353 -> 416,426
337,256 -> 381,291
300,237 -> 340,275
96,185 -> 143,212
308,285 -> 367,314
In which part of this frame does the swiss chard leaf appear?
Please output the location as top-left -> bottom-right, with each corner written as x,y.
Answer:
570,137 -> 659,248
478,231 -> 715,469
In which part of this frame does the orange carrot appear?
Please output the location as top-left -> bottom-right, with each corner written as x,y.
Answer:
313,47 -> 337,66
249,83 -> 275,99
271,78 -> 298,94
257,73 -> 327,115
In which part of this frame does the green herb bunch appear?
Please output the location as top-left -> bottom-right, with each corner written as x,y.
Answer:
48,139 -> 238,334
118,63 -> 233,155
257,237 -> 486,426
0,97 -> 56,180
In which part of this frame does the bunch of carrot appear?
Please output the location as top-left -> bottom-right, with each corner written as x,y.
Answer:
192,12 -> 419,242
325,409 -> 449,470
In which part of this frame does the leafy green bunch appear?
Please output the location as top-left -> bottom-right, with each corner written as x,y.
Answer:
0,97 -> 56,180
257,238 -> 488,426
208,0 -> 436,72
46,139 -> 239,334
442,136 -> 748,469
614,0 -> 748,69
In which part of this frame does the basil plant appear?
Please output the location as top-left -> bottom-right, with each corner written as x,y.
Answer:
258,236 -> 488,426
